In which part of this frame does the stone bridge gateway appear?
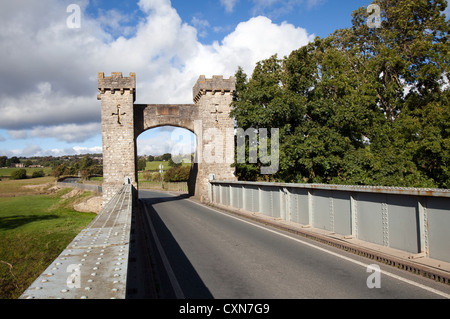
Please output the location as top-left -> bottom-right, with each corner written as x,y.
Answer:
97,72 -> 237,204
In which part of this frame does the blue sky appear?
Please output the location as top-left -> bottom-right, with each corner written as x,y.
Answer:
0,0 -> 390,158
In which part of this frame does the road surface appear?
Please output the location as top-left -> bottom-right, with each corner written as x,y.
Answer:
137,190 -> 450,299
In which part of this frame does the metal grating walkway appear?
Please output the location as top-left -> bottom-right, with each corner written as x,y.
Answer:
20,185 -> 134,299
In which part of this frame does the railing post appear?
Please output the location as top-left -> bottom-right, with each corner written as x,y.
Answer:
281,187 -> 289,222
418,198 -> 429,256
350,194 -> 358,238
308,190 -> 314,227
208,174 -> 215,203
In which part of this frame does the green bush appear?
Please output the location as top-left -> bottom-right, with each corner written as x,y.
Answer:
164,166 -> 190,182
31,170 -> 45,178
10,169 -> 27,180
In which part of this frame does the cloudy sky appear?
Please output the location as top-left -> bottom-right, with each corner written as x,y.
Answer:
0,0 -> 379,158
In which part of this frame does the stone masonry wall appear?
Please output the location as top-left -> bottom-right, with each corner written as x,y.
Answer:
193,77 -> 237,201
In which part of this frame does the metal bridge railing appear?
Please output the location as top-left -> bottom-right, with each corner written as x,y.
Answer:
209,180 -> 450,265
20,184 -> 134,299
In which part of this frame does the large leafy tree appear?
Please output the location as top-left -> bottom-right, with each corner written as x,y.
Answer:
231,0 -> 449,188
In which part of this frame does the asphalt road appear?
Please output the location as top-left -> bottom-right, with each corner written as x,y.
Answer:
138,190 -> 450,299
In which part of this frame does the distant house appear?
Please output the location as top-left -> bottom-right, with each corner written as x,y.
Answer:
13,163 -> 25,168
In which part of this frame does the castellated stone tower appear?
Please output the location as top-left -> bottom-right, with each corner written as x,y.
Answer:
98,72 -> 137,204
98,72 -> 237,205
191,75 -> 237,201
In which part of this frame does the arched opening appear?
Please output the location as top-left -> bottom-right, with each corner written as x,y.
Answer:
136,126 -> 197,196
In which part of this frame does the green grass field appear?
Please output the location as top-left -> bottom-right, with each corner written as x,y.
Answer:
0,178 -> 96,299
144,160 -> 191,171
145,161 -> 169,171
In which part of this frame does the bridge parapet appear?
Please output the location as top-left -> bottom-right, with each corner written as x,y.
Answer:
209,180 -> 450,269
20,184 -> 134,299
98,72 -> 136,99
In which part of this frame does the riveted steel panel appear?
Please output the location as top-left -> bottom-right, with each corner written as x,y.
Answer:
356,193 -> 385,247
333,192 -> 352,236
427,197 -> 450,263
243,185 -> 259,213
310,190 -> 351,235
231,185 -> 243,209
220,184 -> 230,206
213,184 -> 220,203
288,188 -> 309,225
386,194 -> 420,254
260,186 -> 280,218
312,190 -> 333,232
259,186 -> 272,217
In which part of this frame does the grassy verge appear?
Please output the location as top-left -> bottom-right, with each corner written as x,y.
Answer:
0,180 -> 96,299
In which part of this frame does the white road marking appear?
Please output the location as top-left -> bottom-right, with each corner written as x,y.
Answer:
142,202 -> 185,299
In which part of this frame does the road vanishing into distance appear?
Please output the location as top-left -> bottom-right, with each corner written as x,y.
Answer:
134,190 -> 450,299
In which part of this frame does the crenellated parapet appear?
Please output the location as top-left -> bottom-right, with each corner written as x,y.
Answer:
193,75 -> 235,103
98,72 -> 136,101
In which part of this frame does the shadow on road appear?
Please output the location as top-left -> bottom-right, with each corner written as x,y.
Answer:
126,191 -> 213,299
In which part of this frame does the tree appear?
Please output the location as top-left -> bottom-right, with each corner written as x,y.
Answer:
52,164 -> 68,179
0,156 -> 7,167
161,153 -> 172,161
231,0 -> 449,188
137,158 -> 147,171
10,169 -> 27,180
168,157 -> 181,167
164,166 -> 190,182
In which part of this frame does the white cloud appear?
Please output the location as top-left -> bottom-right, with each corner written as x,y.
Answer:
137,127 -> 196,156
72,146 -> 103,154
8,130 -> 28,140
220,0 -> 240,12
191,17 -> 210,38
30,123 -> 101,143
0,145 -> 103,158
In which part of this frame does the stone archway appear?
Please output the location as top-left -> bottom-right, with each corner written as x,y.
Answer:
97,72 -> 237,204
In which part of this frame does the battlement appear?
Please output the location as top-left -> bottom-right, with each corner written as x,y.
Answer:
98,72 -> 136,100
193,75 -> 235,103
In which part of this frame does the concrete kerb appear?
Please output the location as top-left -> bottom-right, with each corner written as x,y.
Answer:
201,200 -> 450,286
